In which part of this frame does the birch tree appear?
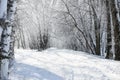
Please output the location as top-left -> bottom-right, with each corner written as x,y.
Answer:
0,0 -> 16,79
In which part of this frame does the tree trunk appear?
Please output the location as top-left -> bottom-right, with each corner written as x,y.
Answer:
110,0 -> 120,60
106,0 -> 113,59
91,4 -> 101,55
0,0 -> 16,79
0,0 -> 9,79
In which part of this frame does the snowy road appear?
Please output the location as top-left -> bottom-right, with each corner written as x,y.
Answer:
9,48 -> 120,80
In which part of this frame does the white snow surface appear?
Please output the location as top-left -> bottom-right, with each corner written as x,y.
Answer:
9,48 -> 120,80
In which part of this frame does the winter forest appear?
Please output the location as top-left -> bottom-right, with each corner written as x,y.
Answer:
0,0 -> 120,80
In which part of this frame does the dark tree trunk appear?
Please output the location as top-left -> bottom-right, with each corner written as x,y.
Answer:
110,0 -> 120,60
106,0 -> 113,59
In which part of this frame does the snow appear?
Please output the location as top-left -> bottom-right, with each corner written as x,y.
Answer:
9,48 -> 120,80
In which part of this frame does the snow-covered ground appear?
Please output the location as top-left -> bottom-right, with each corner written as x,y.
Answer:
9,48 -> 120,80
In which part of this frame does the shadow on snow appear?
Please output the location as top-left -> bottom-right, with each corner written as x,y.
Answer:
13,63 -> 64,80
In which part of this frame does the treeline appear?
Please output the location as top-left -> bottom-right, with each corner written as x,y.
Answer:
16,0 -> 120,60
